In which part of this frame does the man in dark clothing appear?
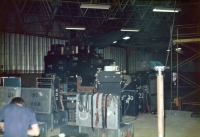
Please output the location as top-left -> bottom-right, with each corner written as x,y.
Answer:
0,97 -> 40,137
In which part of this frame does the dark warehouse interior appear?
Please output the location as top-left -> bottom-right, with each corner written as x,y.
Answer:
0,0 -> 200,137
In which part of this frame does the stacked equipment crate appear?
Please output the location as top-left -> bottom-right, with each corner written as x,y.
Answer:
76,68 -> 134,137
0,87 -> 48,137
44,44 -> 115,125
21,75 -> 68,130
76,93 -> 134,137
0,87 -> 21,110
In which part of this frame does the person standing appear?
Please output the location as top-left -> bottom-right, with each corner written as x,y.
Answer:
0,97 -> 40,137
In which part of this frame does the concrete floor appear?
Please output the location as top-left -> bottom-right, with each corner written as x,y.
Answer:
47,110 -> 200,137
124,110 -> 200,137
48,128 -> 60,137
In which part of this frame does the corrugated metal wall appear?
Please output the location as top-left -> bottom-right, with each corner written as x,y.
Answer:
1,32 -> 199,74
99,46 -> 126,71
99,47 -> 168,74
0,32 -> 67,74
128,49 -> 167,74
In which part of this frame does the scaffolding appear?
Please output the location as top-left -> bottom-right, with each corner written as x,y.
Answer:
171,24 -> 200,111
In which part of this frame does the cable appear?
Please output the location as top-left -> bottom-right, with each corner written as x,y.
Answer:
146,92 -> 150,113
85,94 -> 89,112
143,85 -> 150,113
105,94 -> 108,128
124,100 -> 129,116
148,93 -> 157,106
165,0 -> 177,66
91,93 -> 95,131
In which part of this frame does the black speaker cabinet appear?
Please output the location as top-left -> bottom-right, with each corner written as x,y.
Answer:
121,91 -> 139,116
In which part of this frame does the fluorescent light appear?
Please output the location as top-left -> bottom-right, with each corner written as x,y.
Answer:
121,28 -> 140,32
113,41 -> 117,43
153,7 -> 181,13
80,4 -> 110,9
65,26 -> 85,30
109,17 -> 118,20
123,36 -> 130,40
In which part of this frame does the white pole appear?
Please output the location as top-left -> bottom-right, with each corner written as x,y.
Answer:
154,66 -> 165,137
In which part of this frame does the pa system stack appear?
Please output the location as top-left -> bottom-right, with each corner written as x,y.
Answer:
96,63 -> 122,96
76,65 -> 134,137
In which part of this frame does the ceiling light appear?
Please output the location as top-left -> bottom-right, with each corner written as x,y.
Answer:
175,47 -> 181,51
153,7 -> 181,13
121,28 -> 140,32
113,41 -> 117,43
109,17 -> 118,20
123,36 -> 130,40
80,4 -> 111,9
65,26 -> 85,30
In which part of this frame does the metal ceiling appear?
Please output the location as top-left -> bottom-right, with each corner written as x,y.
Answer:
0,0 -> 200,49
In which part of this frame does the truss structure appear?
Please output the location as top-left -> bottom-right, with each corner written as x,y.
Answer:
0,0 -> 199,47
172,24 -> 200,111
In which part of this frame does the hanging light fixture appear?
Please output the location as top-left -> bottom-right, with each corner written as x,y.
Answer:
121,28 -> 140,32
123,36 -> 130,40
65,26 -> 86,30
80,4 -> 111,9
153,7 -> 181,13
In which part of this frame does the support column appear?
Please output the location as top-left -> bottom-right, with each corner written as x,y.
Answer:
154,66 -> 165,137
